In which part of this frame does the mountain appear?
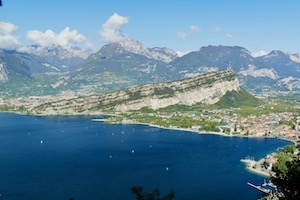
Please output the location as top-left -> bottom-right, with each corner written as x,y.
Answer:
1,39 -> 300,97
118,39 -> 178,62
30,69 -> 248,115
256,50 -> 300,77
3,45 -> 87,73
0,53 -> 31,84
166,45 -> 255,80
72,39 -> 178,87
168,46 -> 300,92
84,38 -> 177,65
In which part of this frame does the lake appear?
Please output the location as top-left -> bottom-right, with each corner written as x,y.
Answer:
0,113 -> 291,200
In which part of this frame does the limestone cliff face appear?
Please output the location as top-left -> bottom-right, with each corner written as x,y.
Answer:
31,69 -> 240,115
113,69 -> 239,111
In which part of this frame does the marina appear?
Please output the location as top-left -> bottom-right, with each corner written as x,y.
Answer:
247,182 -> 272,195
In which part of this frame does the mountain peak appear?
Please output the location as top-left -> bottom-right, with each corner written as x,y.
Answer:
262,50 -> 290,60
99,38 -> 178,62
118,38 -> 145,53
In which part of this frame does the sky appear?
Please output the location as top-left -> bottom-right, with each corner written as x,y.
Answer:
0,0 -> 300,56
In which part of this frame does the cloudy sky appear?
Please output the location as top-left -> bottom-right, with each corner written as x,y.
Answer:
0,0 -> 300,56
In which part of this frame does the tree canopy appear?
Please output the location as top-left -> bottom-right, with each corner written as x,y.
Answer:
131,186 -> 175,200
271,158 -> 300,200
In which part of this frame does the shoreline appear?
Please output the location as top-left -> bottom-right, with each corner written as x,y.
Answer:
2,110 -> 296,145
1,110 -> 297,143
240,158 -> 271,177
113,120 -> 294,178
117,119 -> 296,144
1,111 -> 294,178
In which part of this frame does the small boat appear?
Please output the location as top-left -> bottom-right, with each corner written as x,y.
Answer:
262,179 -> 267,187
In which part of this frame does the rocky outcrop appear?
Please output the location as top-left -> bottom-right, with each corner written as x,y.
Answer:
0,63 -> 9,83
113,69 -> 239,111
31,69 -> 240,115
0,54 -> 32,84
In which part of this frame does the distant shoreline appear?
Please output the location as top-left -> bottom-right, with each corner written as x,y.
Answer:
118,119 -> 294,140
109,119 -> 294,178
106,118 -> 296,144
1,111 -> 294,177
1,110 -> 295,144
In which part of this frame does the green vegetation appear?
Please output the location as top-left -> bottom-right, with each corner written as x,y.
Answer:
153,87 -> 175,96
270,145 -> 299,200
131,186 -> 175,200
128,91 -> 142,100
232,99 -> 300,117
117,110 -> 221,132
216,88 -> 260,108
0,105 -> 27,113
272,153 -> 292,175
271,158 -> 300,200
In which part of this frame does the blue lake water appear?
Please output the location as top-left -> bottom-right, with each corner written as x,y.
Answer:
0,113 -> 292,200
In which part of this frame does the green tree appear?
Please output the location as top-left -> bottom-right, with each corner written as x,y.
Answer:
283,145 -> 296,154
271,159 -> 300,200
131,186 -> 175,200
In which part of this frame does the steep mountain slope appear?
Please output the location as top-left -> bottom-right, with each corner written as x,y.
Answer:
0,53 -> 32,84
30,69 -> 245,114
3,45 -> 87,73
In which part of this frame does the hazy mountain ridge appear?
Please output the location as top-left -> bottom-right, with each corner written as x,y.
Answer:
168,46 -> 300,91
1,39 -> 300,95
1,45 -> 87,74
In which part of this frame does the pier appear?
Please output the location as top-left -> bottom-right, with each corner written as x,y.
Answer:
247,182 -> 272,195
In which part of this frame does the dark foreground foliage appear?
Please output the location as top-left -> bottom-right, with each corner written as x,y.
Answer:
131,186 -> 175,200
271,158 -> 300,200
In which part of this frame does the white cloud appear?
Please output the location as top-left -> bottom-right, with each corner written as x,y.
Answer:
100,13 -> 129,43
177,24 -> 200,41
225,33 -> 233,39
0,22 -> 18,35
0,22 -> 21,50
252,50 -> 268,57
214,26 -> 221,32
26,27 -> 88,48
190,25 -> 200,33
177,31 -> 187,40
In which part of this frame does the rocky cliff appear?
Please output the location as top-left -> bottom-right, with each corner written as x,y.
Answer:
31,69 -> 241,115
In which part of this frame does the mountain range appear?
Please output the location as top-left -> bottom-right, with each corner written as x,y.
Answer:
1,38 -> 300,98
